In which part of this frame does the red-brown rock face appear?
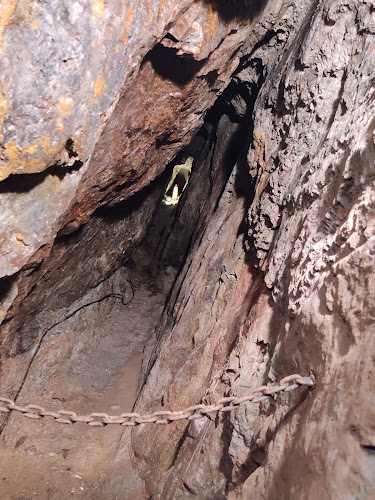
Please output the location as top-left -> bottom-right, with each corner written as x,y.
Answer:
0,0 -> 261,352
0,0 -> 374,498
127,1 -> 375,498
0,0 -> 258,281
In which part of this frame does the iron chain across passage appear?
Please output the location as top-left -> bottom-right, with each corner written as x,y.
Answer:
0,374 -> 314,427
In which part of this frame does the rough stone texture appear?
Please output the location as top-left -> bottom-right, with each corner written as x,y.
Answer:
0,0 -> 184,180
0,263 -> 178,498
0,0 -> 374,498
0,0 -> 268,392
122,1 -> 375,498
0,176 -> 162,404
0,0 -> 259,281
157,112 -> 242,270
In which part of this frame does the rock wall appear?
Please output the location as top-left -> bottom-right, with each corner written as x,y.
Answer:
124,1 -> 375,498
0,0 -> 258,282
0,0 -> 262,387
0,0 -> 374,498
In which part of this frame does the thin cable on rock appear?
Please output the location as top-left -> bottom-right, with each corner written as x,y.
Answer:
0,278 -> 135,435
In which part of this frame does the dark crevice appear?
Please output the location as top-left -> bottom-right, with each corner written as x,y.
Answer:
249,29 -> 285,58
182,482 -> 197,495
163,32 -> 178,43
135,49 -> 270,394
148,44 -> 206,87
0,160 -> 83,194
167,425 -> 191,470
294,57 -> 308,71
0,275 -> 14,303
319,68 -> 348,148
204,0 -> 269,21
204,69 -> 219,88
94,176 -> 162,223
218,414 -> 235,490
362,444 -> 375,454
65,138 -> 79,158
133,81 -> 259,395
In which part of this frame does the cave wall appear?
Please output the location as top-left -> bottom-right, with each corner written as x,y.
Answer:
0,0 -> 374,498
0,0 -> 265,387
0,0 -> 260,283
122,1 -> 374,498
0,179 -> 163,399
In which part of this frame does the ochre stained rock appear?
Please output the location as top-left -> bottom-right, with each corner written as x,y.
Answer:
0,0 -> 258,280
0,0 -> 374,498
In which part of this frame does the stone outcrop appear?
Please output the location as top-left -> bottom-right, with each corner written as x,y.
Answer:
0,0 -> 260,368
127,1 -> 375,498
0,0 -> 374,498
0,0 -> 258,282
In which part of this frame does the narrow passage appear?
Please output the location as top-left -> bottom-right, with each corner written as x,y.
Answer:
0,256 -> 177,498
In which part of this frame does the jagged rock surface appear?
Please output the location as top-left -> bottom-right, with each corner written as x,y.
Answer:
125,1 -> 375,498
0,0 -> 259,375
0,0 -> 256,281
0,0 -> 374,499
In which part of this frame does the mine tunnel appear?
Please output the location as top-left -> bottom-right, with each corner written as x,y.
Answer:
0,1 -> 374,499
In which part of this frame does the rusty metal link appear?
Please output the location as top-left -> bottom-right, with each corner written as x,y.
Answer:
0,373 -> 314,428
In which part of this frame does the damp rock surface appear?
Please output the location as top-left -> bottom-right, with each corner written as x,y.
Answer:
125,1 -> 375,499
0,0 -> 374,499
0,264 -> 177,498
0,0 -> 259,281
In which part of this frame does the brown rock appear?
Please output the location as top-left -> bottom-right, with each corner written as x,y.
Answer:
0,0 -> 374,498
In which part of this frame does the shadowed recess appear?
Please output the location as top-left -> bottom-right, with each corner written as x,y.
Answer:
204,0 -> 269,21
0,159 -> 83,194
149,44 -> 206,87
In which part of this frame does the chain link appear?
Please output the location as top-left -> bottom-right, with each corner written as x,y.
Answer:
0,373 -> 315,428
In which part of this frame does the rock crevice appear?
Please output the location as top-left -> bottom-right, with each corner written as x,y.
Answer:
0,1 -> 374,498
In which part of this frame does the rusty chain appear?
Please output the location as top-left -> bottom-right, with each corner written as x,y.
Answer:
0,373 -> 314,428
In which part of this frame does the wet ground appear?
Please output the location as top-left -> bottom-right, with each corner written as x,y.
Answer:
0,262 -> 177,499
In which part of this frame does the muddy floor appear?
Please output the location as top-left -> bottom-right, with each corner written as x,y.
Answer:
0,262 -> 177,499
